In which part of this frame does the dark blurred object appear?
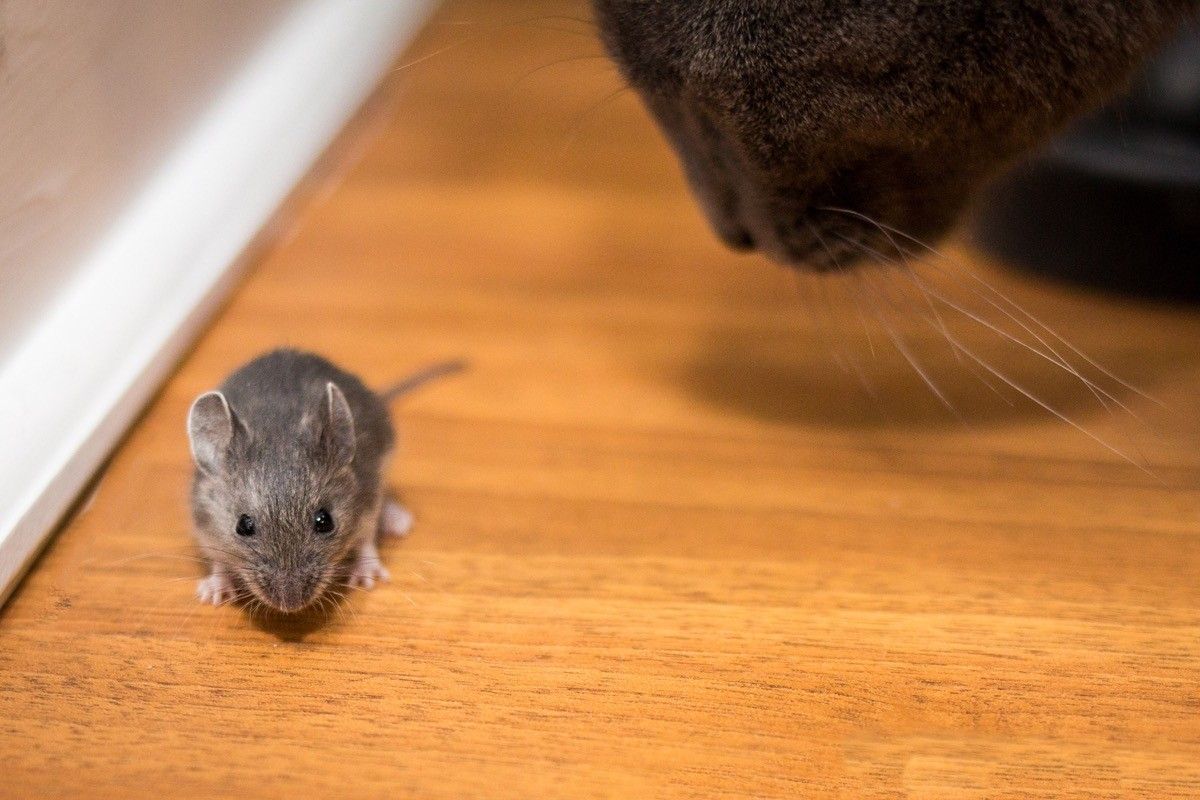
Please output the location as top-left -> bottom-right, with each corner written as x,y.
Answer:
973,25 -> 1200,301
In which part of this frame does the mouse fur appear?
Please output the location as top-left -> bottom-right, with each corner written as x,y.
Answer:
187,349 -> 412,612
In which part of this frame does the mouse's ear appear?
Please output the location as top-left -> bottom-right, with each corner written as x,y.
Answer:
323,382 -> 356,464
188,391 -> 236,474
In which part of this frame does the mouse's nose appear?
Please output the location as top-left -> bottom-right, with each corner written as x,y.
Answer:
263,570 -> 321,613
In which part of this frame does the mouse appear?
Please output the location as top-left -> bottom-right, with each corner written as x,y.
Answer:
185,348 -> 463,613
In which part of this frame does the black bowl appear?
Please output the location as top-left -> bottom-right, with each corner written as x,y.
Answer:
973,26 -> 1200,302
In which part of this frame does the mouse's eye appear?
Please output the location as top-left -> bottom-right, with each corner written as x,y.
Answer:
235,514 -> 256,537
313,508 -> 335,535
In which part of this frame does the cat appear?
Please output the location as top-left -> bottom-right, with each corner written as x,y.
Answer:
592,0 -> 1198,269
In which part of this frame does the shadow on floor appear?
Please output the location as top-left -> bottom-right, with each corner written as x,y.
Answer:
244,599 -> 346,642
669,260 -> 1200,433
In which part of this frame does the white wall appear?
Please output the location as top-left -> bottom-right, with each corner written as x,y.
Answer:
0,0 -> 434,604
0,0 -> 295,361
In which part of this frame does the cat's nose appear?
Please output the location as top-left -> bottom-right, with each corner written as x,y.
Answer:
643,91 -> 873,269
716,224 -> 755,251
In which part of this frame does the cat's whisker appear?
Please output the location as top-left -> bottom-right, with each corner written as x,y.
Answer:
803,221 -> 881,399
848,227 -> 1127,416
825,207 -> 1060,359
836,229 -> 1154,474
943,254 -> 1172,414
823,206 -> 1141,419
845,257 -> 1007,404
903,268 -> 1158,427
839,209 -> 963,365
885,269 -> 1015,407
558,84 -> 634,158
847,278 -> 878,360
796,268 -> 880,399
890,249 -> 960,365
854,224 -> 1105,411
819,205 -> 1167,413
391,36 -> 474,75
819,274 -> 881,399
507,54 -> 614,91
790,269 -> 846,375
439,13 -> 598,33
837,235 -> 963,421
947,333 -> 1152,475
908,248 -> 1129,416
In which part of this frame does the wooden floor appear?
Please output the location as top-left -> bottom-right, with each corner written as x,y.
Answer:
3,2 -> 1200,796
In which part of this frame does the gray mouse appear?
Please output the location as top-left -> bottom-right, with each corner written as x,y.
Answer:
186,348 -> 462,612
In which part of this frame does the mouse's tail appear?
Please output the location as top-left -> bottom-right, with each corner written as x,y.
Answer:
377,360 -> 466,402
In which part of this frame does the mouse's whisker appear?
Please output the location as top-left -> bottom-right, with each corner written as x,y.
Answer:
96,551 -> 211,568
196,546 -> 250,566
323,589 -> 358,626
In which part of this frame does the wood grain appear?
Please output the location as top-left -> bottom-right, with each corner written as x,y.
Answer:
2,1 -> 1199,797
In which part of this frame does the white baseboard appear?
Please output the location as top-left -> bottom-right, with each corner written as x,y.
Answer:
0,0 -> 434,605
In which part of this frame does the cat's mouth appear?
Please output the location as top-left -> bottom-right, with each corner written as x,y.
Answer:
645,96 -> 919,271
638,91 -> 963,272
712,206 -> 901,273
690,181 -> 908,272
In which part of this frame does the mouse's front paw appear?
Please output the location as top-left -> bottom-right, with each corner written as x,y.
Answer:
347,559 -> 390,590
196,572 -> 237,606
